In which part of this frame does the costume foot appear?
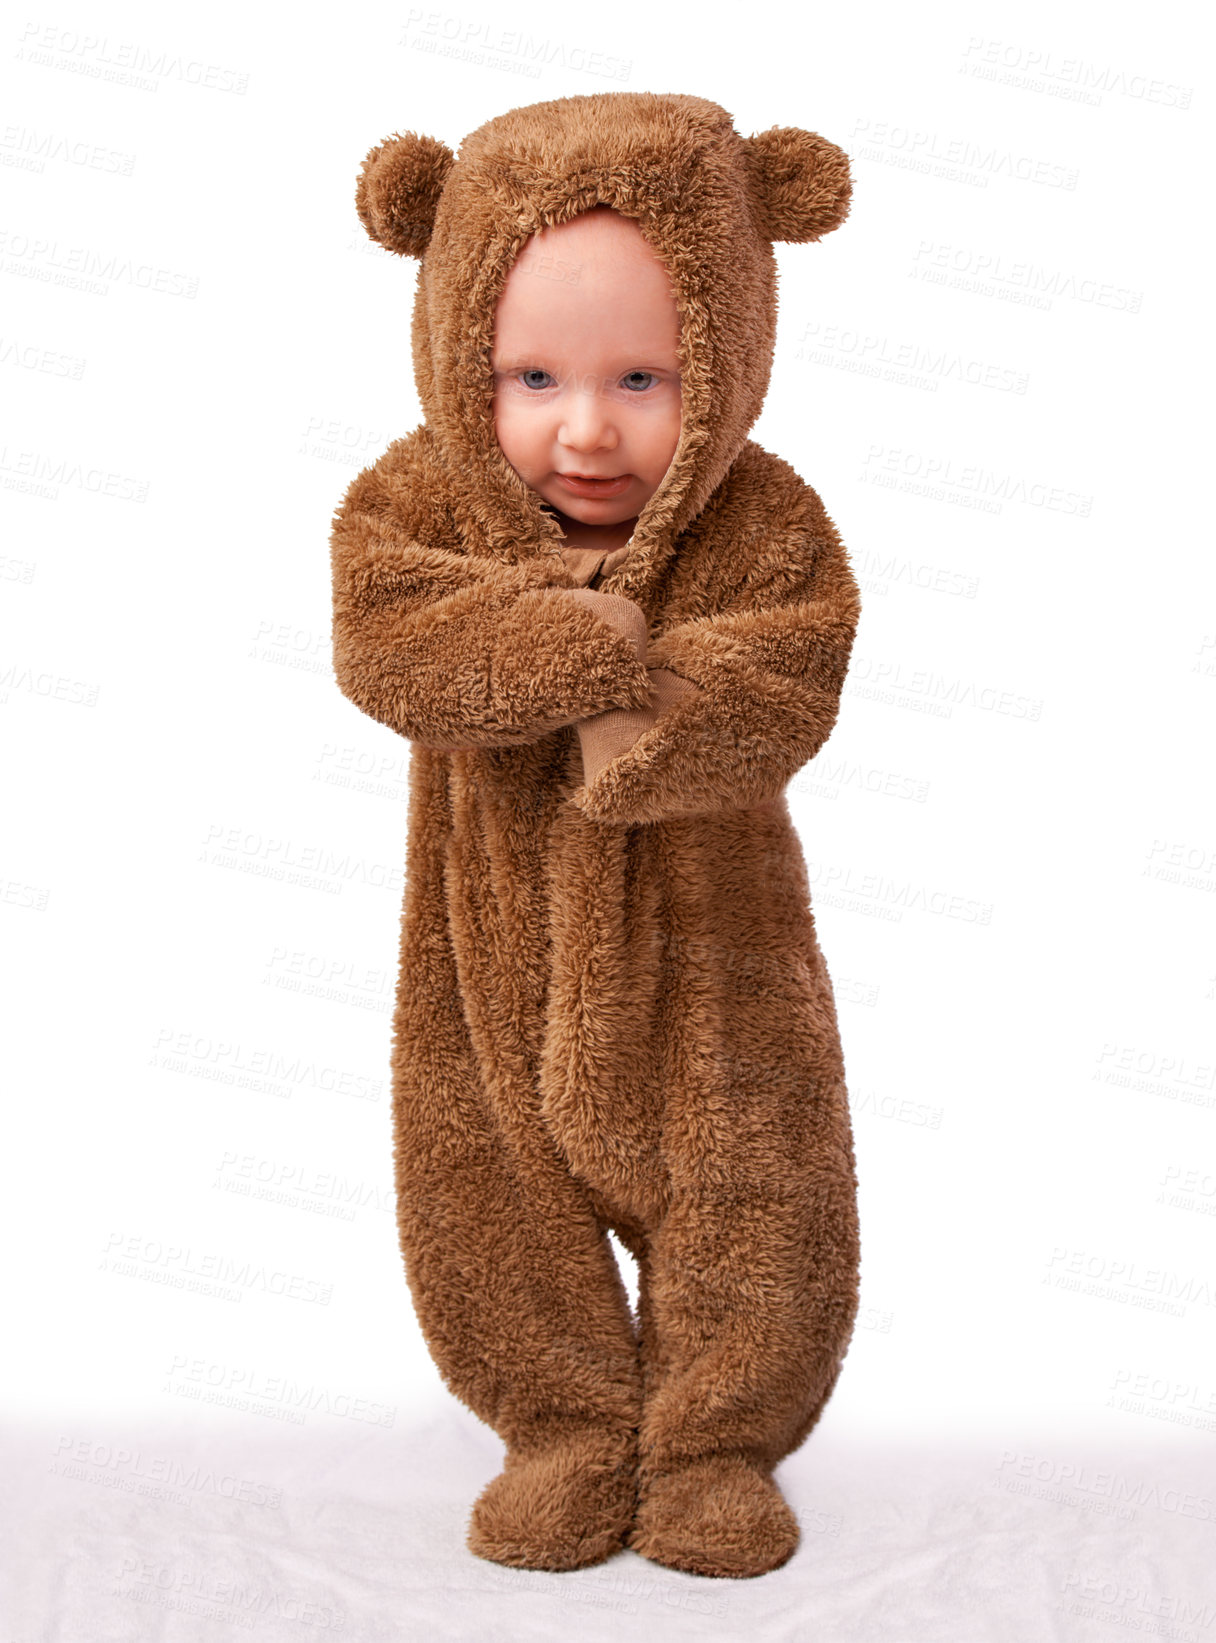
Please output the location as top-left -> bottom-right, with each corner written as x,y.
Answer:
627,1454 -> 799,1578
466,1432 -> 637,1572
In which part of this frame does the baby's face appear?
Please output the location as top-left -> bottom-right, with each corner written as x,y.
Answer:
491,206 -> 682,542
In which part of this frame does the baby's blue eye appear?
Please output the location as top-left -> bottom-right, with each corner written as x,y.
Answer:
512,368 -> 660,392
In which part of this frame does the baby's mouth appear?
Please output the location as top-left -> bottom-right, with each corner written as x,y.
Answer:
556,472 -> 631,497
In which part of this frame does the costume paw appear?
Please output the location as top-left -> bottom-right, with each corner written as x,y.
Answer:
466,1433 -> 638,1572
627,1454 -> 799,1578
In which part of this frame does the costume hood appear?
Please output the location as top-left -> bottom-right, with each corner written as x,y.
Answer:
353,91 -> 851,607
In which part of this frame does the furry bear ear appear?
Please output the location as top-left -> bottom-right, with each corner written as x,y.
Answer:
355,130 -> 456,258
741,127 -> 852,244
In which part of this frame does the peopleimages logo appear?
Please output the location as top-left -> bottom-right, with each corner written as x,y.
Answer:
959,36 -> 1192,109
850,117 -> 1079,190
858,446 -> 1093,517
909,241 -> 1143,315
797,320 -> 1028,394
0,229 -> 199,298
14,23 -> 250,94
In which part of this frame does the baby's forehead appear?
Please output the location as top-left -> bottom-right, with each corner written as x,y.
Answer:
519,205 -> 656,267
495,206 -> 682,360
503,209 -> 677,315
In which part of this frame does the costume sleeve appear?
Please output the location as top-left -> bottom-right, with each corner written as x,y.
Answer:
568,511 -> 860,825
330,461 -> 656,750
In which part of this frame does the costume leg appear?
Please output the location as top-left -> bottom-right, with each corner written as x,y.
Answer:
626,1068 -> 861,1577
390,872 -> 643,1570
634,1161 -> 859,1473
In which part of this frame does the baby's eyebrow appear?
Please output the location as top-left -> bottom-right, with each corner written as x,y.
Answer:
492,357 -> 674,372
492,353 -> 573,365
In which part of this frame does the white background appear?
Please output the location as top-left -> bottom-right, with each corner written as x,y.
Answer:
2,1 -> 1211,1636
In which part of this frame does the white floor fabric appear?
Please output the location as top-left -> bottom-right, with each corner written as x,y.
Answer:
3,1411 -> 1208,1641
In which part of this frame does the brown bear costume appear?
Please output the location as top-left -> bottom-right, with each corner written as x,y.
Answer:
330,91 -> 862,1580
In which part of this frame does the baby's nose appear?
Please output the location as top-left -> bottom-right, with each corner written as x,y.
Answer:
559,379 -> 618,447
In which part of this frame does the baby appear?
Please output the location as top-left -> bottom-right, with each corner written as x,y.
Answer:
332,92 -> 862,1582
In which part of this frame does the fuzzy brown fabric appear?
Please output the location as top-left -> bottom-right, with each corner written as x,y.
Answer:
331,90 -> 862,1580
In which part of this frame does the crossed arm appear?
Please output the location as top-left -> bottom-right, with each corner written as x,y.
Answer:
330,479 -> 656,750
332,450 -> 859,823
557,519 -> 861,826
